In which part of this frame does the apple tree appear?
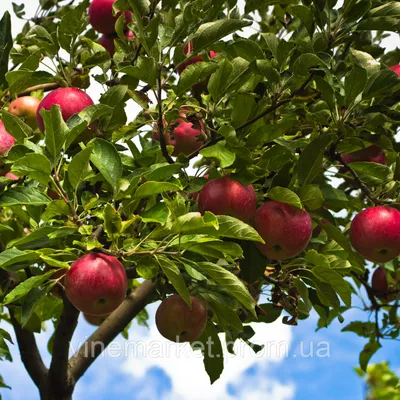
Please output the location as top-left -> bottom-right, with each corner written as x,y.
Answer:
1,0 -> 400,399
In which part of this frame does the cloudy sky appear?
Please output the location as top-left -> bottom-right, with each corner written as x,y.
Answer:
1,1 -> 400,399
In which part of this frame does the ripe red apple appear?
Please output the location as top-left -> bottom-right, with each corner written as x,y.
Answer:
0,121 -> 16,156
44,265 -> 67,298
342,145 -> 386,165
198,177 -> 257,222
152,111 -> 207,156
155,295 -> 207,342
84,313 -> 110,326
99,31 -> 134,55
9,96 -> 41,129
178,41 -> 218,74
5,172 -> 19,181
390,64 -> 400,76
36,88 -> 94,133
371,267 -> 389,296
89,0 -> 132,35
350,206 -> 400,263
65,253 -> 127,315
254,201 -> 312,260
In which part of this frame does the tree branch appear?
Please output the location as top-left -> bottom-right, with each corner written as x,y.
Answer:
336,153 -> 382,205
48,296 -> 79,397
68,279 -> 156,383
17,83 -> 60,97
156,70 -> 174,164
9,310 -> 48,395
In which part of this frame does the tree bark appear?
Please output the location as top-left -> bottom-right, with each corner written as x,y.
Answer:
69,279 -> 156,383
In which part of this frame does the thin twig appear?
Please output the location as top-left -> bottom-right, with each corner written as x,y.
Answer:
336,153 -> 382,205
156,69 -> 174,164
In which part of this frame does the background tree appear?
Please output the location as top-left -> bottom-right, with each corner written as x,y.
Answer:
0,0 -> 400,399
356,362 -> 400,400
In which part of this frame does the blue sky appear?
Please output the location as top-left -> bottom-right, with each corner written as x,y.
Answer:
1,0 -> 400,399
1,298 -> 399,400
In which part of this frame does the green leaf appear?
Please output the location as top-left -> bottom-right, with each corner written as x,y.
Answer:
156,256 -> 191,306
342,321 -> 375,338
208,58 -> 233,100
42,105 -> 69,162
195,262 -> 256,317
119,57 -> 157,86
0,187 -> 50,206
217,215 -> 264,242
350,49 -> 380,77
192,20 -> 251,53
209,301 -> 243,333
4,270 -> 55,304
195,322 -> 224,384
357,16 -> 400,32
0,248 -> 40,271
363,69 -> 400,98
103,203 -> 122,239
345,65 -> 367,106
349,162 -> 393,185
267,186 -> 302,208
58,0 -> 89,51
134,181 -> 182,199
247,116 -> 297,148
359,339 -> 381,372
200,141 -> 236,168
184,241 -> 243,259
12,154 -> 52,186
298,132 -> 334,185
21,285 -> 52,327
176,62 -> 218,96
288,5 -> 315,38
307,252 -> 352,307
141,203 -> 169,225
90,139 -> 123,191
100,85 -> 128,107
0,12 -> 12,86
293,53 -> 325,76
298,185 -> 324,210
68,147 -> 93,190
257,303 -> 283,323
136,256 -> 159,279
2,110 -> 32,140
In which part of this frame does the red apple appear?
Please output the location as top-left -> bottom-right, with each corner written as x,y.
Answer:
65,253 -> 127,315
178,41 -> 218,74
350,206 -> 400,263
371,267 -> 389,296
89,0 -> 132,35
5,172 -> 19,181
0,121 -> 16,156
99,31 -> 134,55
198,177 -> 257,222
152,111 -> 207,156
84,313 -> 110,326
254,201 -> 312,260
342,145 -> 386,165
9,96 -> 41,129
155,295 -> 207,342
390,64 -> 400,77
36,88 -> 94,133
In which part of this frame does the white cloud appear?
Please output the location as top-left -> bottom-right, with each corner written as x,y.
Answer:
120,302 -> 294,400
